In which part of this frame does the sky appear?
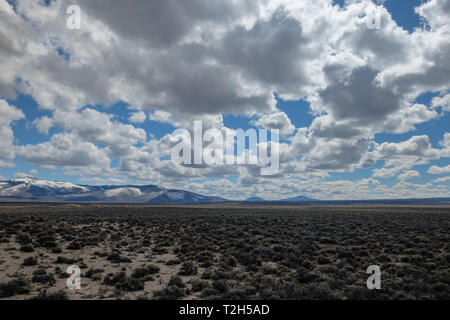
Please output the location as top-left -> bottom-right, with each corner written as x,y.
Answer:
0,0 -> 449,200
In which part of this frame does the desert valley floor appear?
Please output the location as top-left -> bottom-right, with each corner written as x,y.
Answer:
0,204 -> 449,300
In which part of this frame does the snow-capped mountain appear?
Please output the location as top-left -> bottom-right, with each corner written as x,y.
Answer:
0,177 -> 227,204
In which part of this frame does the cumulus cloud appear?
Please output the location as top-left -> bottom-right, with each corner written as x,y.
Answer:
398,170 -> 420,180
433,176 -> 450,183
0,99 -> 24,166
52,108 -> 146,158
375,135 -> 440,159
251,111 -> 295,137
128,111 -> 146,123
0,0 -> 449,198
432,94 -> 450,112
16,133 -> 111,171
428,165 -> 450,175
440,132 -> 450,157
33,116 -> 53,134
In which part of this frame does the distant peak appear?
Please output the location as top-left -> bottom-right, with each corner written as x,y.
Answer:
245,197 -> 266,202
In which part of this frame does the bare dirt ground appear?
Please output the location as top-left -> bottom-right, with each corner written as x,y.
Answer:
0,205 -> 449,300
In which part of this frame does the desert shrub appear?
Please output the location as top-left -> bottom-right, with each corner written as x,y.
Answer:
32,270 -> 56,286
0,278 -> 31,297
20,245 -> 34,252
153,276 -> 186,300
200,287 -> 220,299
200,260 -> 213,268
166,259 -> 181,266
222,256 -> 237,268
196,251 -> 214,263
55,256 -> 77,264
103,272 -> 126,286
85,268 -> 104,278
22,257 -> 38,266
211,269 -> 228,280
191,279 -> 209,292
236,251 -> 262,269
131,265 -> 160,279
153,285 -> 186,300
67,240 -> 83,250
115,278 -> 144,292
107,251 -> 132,263
51,247 -> 63,254
30,290 -> 68,300
295,267 -> 319,284
36,235 -> 57,248
178,261 -> 198,276
201,271 -> 212,280
262,264 -> 279,275
152,247 -> 168,254
92,273 -> 103,281
94,251 -> 108,257
16,233 -> 32,245
212,279 -> 228,294
168,276 -> 185,288
317,256 -> 331,264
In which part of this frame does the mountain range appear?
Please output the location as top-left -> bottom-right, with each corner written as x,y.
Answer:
246,195 -> 317,202
0,177 -> 322,204
0,177 -> 226,204
0,178 -> 449,205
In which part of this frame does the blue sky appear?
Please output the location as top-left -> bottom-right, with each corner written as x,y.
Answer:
0,0 -> 449,200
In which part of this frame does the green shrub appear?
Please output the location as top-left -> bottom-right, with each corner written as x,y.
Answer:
178,261 -> 197,276
115,278 -> 144,292
168,276 -> 185,288
131,265 -> 160,279
20,245 -> 34,252
0,278 -> 31,297
85,268 -> 104,278
32,271 -> 56,286
191,280 -> 209,292
103,272 -> 126,286
22,257 -> 38,266
30,290 -> 68,300
55,256 -> 77,264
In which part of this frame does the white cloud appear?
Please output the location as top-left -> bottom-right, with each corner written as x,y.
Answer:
428,165 -> 450,175
415,0 -> 450,30
0,0 -> 448,199
128,111 -> 146,123
251,111 -> 295,137
432,94 -> 450,112
52,108 -> 146,157
398,170 -> 420,180
0,99 -> 24,166
433,176 -> 450,183
16,133 -> 111,171
375,135 -> 440,159
441,132 -> 450,157
33,116 -> 53,134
